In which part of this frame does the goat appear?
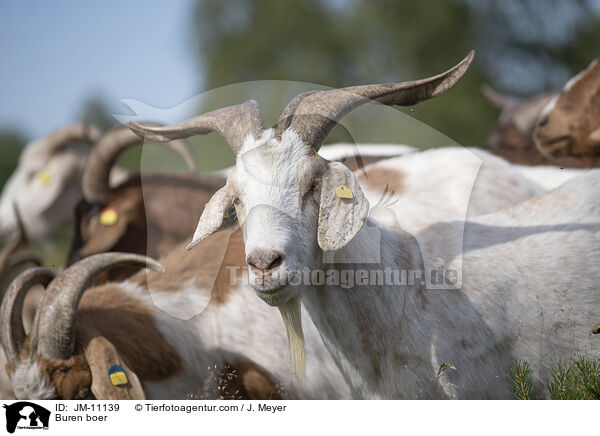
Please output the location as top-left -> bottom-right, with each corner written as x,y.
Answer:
68,128 -> 225,280
129,51 -> 600,399
483,56 -> 600,168
1,233 -> 351,400
68,129 -> 417,272
0,124 -> 196,244
535,56 -> 600,167
0,125 -> 102,242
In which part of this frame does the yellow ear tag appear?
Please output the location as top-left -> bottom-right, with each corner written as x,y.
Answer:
108,365 -> 128,386
335,184 -> 353,199
37,170 -> 52,185
99,208 -> 119,226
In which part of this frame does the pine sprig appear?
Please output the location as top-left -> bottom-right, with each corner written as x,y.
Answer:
507,360 -> 537,400
546,361 -> 575,400
509,356 -> 600,400
572,355 -> 600,399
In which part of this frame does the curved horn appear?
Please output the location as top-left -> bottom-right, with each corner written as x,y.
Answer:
34,253 -> 164,360
275,51 -> 474,151
0,205 -> 28,288
0,268 -> 54,366
481,85 -> 519,109
127,100 -> 265,155
40,124 -> 101,156
82,126 -> 198,204
535,57 -> 600,167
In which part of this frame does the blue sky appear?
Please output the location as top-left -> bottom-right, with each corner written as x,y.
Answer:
0,1 -> 199,139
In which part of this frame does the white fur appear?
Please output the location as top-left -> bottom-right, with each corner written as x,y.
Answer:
120,274 -> 351,399
11,361 -> 56,400
318,143 -> 417,161
0,137 -> 126,242
10,265 -> 351,400
214,127 -> 600,399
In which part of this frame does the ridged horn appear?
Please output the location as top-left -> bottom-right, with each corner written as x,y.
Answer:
275,51 -> 475,151
127,100 -> 265,156
33,253 -> 164,360
82,126 -> 198,204
0,268 -> 54,366
39,124 -> 101,155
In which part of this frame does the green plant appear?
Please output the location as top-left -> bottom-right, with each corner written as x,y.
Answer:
507,360 -> 537,399
508,356 -> 600,400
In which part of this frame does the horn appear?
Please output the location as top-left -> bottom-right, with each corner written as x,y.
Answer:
0,205 -> 28,289
0,268 -> 54,366
40,124 -> 101,155
127,100 -> 265,155
0,251 -> 42,300
82,126 -> 198,204
33,253 -> 164,360
275,51 -> 475,151
481,85 -> 519,109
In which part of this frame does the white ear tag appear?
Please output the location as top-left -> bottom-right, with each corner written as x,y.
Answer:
335,184 -> 353,199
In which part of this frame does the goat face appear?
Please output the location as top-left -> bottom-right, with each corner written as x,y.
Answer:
0,125 -> 100,242
205,129 -> 353,305
128,52 -> 475,307
0,147 -> 87,241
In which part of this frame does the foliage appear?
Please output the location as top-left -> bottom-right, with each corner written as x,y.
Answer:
508,360 -> 537,400
190,0 -> 600,146
79,94 -> 119,133
0,129 -> 26,189
508,356 -> 600,400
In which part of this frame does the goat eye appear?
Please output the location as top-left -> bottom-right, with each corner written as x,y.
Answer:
233,197 -> 241,205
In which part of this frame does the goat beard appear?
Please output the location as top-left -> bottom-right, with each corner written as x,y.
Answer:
277,296 -> 306,379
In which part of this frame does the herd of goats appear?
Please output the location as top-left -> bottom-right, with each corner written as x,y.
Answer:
0,51 -> 598,400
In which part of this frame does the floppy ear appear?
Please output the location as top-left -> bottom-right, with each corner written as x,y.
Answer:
318,162 -> 370,252
187,186 -> 238,250
78,208 -> 131,257
84,336 -> 145,400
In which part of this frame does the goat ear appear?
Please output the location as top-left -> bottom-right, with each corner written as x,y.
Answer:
78,208 -> 130,257
188,186 -> 238,251
84,336 -> 146,400
317,162 -> 369,252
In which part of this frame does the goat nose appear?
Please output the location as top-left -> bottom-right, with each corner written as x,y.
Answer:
246,249 -> 284,272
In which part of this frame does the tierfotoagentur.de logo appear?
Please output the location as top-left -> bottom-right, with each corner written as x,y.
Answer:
2,402 -> 50,433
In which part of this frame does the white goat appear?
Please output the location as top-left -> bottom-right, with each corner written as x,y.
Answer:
129,51 -> 600,399
0,125 -> 195,242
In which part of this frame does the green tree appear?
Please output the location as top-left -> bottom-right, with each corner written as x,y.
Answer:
0,129 -> 26,189
189,0 -> 600,146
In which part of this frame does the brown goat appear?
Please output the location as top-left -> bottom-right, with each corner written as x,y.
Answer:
483,56 -> 600,167
68,128 -> 225,280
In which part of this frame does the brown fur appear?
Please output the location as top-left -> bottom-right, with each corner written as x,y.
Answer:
485,94 -> 557,166
220,361 -> 282,400
69,172 -> 225,280
39,355 -> 92,400
535,58 -> 600,166
133,229 -> 246,305
357,167 -> 405,195
75,285 -> 183,382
